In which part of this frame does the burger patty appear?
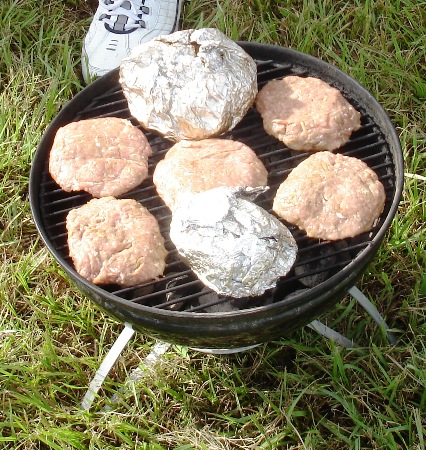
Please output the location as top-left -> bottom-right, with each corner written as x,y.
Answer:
153,138 -> 268,209
255,76 -> 361,151
49,117 -> 152,197
66,197 -> 167,286
272,152 -> 386,240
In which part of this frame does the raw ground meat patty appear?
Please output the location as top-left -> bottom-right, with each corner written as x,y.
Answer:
255,76 -> 361,151
49,117 -> 152,197
272,152 -> 386,240
66,197 -> 167,286
153,138 -> 268,209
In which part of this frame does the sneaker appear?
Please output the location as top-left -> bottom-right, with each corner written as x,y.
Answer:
82,0 -> 182,83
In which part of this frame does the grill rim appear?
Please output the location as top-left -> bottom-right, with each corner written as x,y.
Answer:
29,42 -> 403,331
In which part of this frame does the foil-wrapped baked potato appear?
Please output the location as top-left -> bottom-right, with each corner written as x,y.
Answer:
119,28 -> 258,141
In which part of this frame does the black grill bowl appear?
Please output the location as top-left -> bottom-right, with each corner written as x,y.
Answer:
30,43 -> 403,349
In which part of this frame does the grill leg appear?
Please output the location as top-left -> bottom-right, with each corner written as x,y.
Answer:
81,323 -> 135,410
348,286 -> 398,345
307,320 -> 357,348
102,340 -> 171,411
81,324 -> 170,411
307,286 -> 398,347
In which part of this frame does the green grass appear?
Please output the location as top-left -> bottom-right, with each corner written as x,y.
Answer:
1,0 -> 425,448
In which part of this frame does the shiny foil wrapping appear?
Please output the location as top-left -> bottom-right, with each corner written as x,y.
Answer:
119,28 -> 258,141
170,187 -> 298,298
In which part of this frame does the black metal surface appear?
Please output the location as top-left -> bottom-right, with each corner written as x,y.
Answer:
30,42 -> 403,348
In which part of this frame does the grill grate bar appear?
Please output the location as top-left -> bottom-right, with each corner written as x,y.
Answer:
282,260 -> 352,285
295,241 -> 369,264
112,269 -> 194,295
154,289 -> 207,309
134,279 -> 203,303
82,99 -> 127,116
44,207 -> 77,220
371,161 -> 395,172
185,297 -> 236,313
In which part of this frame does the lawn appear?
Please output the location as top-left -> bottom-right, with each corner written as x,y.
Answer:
0,0 -> 425,448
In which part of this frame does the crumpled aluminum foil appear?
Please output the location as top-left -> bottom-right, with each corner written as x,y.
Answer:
169,186 -> 298,298
119,28 -> 258,141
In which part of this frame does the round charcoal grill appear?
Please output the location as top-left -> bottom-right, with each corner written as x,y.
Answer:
30,42 -> 403,349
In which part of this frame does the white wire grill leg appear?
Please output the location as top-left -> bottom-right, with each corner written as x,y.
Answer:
103,340 -> 171,411
307,320 -> 357,348
81,323 -> 135,411
348,286 -> 398,345
307,285 -> 398,347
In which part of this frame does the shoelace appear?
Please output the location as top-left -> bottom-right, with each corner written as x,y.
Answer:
99,0 -> 149,31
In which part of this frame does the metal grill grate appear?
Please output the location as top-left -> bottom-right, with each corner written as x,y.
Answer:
36,56 -> 396,315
